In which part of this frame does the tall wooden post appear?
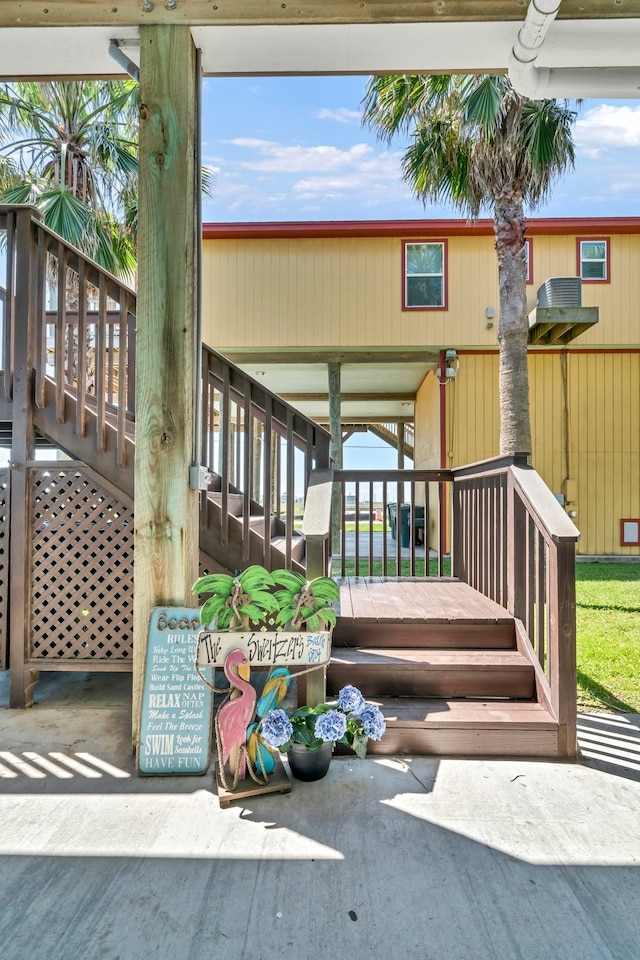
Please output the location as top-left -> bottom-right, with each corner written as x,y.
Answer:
9,209 -> 38,707
328,362 -> 342,555
132,26 -> 199,745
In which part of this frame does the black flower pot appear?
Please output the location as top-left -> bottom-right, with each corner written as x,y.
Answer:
287,741 -> 333,781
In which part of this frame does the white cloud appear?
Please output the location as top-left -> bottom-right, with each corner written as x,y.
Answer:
316,107 -> 361,124
225,138 -> 376,174
575,104 -> 640,156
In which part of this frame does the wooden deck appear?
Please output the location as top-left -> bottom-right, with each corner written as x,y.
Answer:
333,576 -> 515,648
329,576 -> 562,758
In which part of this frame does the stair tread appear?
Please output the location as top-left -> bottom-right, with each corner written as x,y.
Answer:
374,697 -> 556,727
330,648 -> 529,667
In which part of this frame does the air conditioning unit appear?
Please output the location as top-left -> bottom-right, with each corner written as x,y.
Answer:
537,277 -> 582,308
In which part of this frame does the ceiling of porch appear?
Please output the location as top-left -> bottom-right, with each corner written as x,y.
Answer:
1,8 -> 639,80
230,357 -> 436,424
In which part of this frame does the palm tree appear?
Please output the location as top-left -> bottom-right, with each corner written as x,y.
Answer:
0,80 -> 138,279
362,75 -> 577,455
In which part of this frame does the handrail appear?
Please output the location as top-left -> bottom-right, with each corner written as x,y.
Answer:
452,456 -> 579,757
510,463 -> 580,542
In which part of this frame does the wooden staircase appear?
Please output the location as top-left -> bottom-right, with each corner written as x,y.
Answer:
327,577 -> 559,757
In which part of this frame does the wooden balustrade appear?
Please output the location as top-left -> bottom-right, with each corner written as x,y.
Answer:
1,204 -> 331,576
311,468 -> 453,578
452,454 -> 580,753
201,345 -> 331,569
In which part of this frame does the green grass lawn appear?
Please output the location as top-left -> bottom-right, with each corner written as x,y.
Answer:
576,562 -> 640,714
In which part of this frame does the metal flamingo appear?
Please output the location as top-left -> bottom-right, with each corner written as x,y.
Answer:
218,648 -> 256,782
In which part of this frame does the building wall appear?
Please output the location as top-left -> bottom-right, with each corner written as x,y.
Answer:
202,227 -> 640,351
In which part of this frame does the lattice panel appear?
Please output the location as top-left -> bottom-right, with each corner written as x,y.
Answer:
0,470 -> 9,670
30,467 -> 133,662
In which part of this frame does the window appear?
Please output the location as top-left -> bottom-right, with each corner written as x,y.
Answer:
621,519 -> 640,547
403,241 -> 446,309
524,239 -> 533,284
578,238 -> 609,281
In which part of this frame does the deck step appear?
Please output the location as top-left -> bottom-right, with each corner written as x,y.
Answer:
333,619 -> 515,648
352,697 -> 560,758
327,648 -> 535,699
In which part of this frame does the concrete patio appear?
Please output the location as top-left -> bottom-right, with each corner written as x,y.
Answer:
1,670 -> 639,960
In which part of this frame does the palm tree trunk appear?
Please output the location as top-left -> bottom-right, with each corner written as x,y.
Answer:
494,190 -> 532,456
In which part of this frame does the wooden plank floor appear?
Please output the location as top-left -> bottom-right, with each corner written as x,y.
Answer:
336,577 -> 513,625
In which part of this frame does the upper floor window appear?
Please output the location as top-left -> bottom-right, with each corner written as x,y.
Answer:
578,238 -> 609,281
403,241 -> 447,309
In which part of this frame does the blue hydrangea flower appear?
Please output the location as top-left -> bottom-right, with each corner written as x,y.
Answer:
360,705 -> 386,741
314,709 -> 347,743
260,708 -> 293,748
337,685 -> 366,716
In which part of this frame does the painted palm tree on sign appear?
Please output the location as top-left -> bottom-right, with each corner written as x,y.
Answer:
362,74 -> 577,455
0,80 -> 138,278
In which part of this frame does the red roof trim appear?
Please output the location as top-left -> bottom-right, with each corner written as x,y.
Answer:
203,217 -> 640,241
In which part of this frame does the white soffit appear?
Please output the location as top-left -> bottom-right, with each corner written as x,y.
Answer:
0,20 -> 639,79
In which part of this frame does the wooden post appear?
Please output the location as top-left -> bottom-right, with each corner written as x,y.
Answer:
328,362 -> 342,554
9,208 -> 39,706
132,25 -> 199,745
397,420 -> 405,504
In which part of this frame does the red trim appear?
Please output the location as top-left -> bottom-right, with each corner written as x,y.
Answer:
203,217 -> 640,241
402,239 -> 448,311
439,354 -> 448,555
455,347 -> 640,356
576,237 -> 610,283
620,519 -> 640,547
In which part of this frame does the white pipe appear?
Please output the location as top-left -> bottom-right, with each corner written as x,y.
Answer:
509,0 -> 640,99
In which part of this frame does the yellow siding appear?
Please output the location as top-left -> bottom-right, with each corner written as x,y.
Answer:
202,235 -> 501,351
442,349 -> 640,555
566,351 -> 640,555
204,231 -> 640,352
414,370 -> 441,470
528,233 -> 640,346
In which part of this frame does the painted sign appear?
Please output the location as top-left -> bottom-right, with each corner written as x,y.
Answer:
137,608 -> 213,776
196,630 -> 332,669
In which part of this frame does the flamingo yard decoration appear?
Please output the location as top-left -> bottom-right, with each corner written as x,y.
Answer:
218,648 -> 256,782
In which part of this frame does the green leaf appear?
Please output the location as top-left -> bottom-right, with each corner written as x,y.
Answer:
199,596 -> 227,628
192,573 -> 233,597
239,565 -> 276,592
238,602 -> 268,624
352,731 -> 369,759
271,570 -> 306,592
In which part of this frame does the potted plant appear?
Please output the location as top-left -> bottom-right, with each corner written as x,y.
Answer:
192,564 -> 341,788
258,684 -> 387,781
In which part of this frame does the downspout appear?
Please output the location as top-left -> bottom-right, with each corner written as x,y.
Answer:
108,40 -> 140,82
509,0 -> 640,100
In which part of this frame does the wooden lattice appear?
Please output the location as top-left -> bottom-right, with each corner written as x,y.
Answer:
0,469 -> 9,670
30,466 -> 133,662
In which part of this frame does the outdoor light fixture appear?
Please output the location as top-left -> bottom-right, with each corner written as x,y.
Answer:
437,349 -> 459,386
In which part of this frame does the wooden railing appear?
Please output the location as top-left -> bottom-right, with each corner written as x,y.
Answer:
1,205 -> 136,465
1,204 -> 331,573
304,468 -> 453,578
452,454 -> 580,754
200,345 -> 331,568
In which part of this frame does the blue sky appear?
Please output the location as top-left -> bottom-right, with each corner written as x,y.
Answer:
201,75 -> 640,224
